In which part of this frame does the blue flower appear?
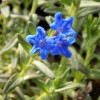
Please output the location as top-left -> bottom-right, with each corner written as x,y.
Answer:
50,12 -> 76,36
26,26 -> 54,60
51,34 -> 75,58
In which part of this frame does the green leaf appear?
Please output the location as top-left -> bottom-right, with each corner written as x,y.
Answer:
69,48 -> 79,70
55,83 -> 82,92
75,17 -> 85,32
72,0 -> 81,7
5,77 -> 23,93
0,79 -> 7,84
79,65 -> 90,77
60,0 -> 72,5
45,16 -> 54,25
78,7 -> 100,18
86,35 -> 100,62
74,70 -> 87,82
30,97 -> 36,100
3,73 -> 40,94
33,79 -> 50,93
87,35 -> 100,48
60,82 -> 73,87
80,1 -> 100,7
37,0 -> 47,6
3,95 -> 8,100
98,96 -> 100,100
15,87 -> 25,100
33,60 -> 55,79
17,34 -> 31,55
19,44 -> 29,69
53,68 -> 70,88
44,7 -> 67,15
0,34 -> 17,55
0,74 -> 9,84
1,6 -> 10,18
35,93 -> 61,100
3,73 -> 18,93
11,54 -> 18,68
28,21 -> 36,35
23,73 -> 41,81
90,69 -> 100,80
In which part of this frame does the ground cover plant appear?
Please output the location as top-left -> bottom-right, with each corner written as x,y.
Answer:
0,0 -> 100,100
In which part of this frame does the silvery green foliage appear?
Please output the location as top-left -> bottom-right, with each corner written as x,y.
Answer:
0,0 -> 100,100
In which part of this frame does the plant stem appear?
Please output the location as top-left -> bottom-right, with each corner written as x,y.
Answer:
30,0 -> 37,14
52,57 -> 69,89
56,57 -> 68,76
19,56 -> 34,77
68,3 -> 74,16
69,0 -> 81,29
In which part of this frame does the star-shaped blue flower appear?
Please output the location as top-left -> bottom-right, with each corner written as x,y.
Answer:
50,12 -> 76,36
26,26 -> 54,60
51,34 -> 75,58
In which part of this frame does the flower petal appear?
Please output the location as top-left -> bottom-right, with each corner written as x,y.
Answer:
26,35 -> 34,44
44,44 -> 54,50
51,46 -> 60,55
58,33 -> 66,41
63,28 -> 76,37
40,49 -> 48,60
60,47 -> 72,58
50,12 -> 63,30
50,22 -> 58,30
63,37 -> 75,46
36,26 -> 46,39
30,46 -> 40,54
67,37 -> 75,45
63,16 -> 74,29
55,12 -> 63,22
44,37 -> 54,50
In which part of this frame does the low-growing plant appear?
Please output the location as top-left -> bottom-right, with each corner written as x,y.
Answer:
0,0 -> 100,100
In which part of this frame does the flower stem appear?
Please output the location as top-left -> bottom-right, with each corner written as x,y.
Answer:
56,57 -> 67,76
19,57 -> 34,77
53,56 -> 69,89
68,3 -> 74,16
69,0 -> 81,29
30,0 -> 38,14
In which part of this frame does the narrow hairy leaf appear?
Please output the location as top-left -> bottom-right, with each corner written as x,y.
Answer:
87,35 -> 100,48
17,34 -> 31,54
28,21 -> 36,34
60,0 -> 72,5
0,74 -> 9,84
1,6 -> 10,18
90,69 -> 100,80
78,7 -> 100,18
55,83 -> 82,92
3,73 -> 18,93
33,60 -> 55,79
15,87 -> 25,100
0,34 -> 17,54
34,79 -> 50,93
53,68 -> 70,88
23,73 -> 41,81
44,7 -> 67,15
5,78 -> 23,93
80,1 -> 100,7
19,44 -> 29,68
